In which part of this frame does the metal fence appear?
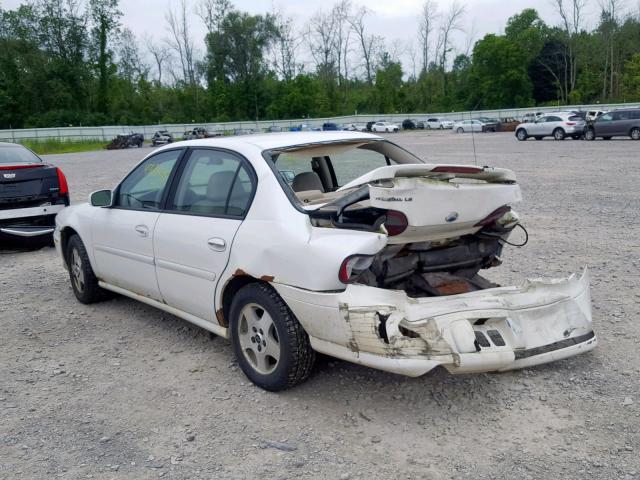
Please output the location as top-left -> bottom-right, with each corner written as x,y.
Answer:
1,102 -> 639,142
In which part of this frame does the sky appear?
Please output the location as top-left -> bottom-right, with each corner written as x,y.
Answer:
1,0 -> 608,75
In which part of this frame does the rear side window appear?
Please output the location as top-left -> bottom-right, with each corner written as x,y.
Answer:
630,110 -> 640,120
568,115 -> 583,121
170,149 -> 254,217
116,149 -> 181,210
546,116 -> 562,122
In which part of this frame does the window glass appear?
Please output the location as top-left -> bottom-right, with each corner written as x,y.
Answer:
599,113 -> 613,122
0,145 -> 41,164
546,116 -> 561,122
171,149 -> 253,216
631,110 -> 640,120
116,149 -> 181,210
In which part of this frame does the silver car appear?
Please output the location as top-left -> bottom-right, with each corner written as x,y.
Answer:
515,112 -> 585,141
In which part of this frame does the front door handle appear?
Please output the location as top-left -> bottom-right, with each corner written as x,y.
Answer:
207,237 -> 226,251
134,225 -> 149,237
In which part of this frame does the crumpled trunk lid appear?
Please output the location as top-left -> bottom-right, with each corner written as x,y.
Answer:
369,175 -> 522,243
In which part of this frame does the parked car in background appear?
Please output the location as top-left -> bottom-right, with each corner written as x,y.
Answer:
476,117 -> 499,132
345,123 -> 367,131
183,127 -> 223,140
54,132 -> 596,391
515,112 -> 586,141
584,108 -> 640,140
267,126 -> 282,133
290,124 -> 313,132
585,110 -> 605,122
0,143 -> 69,244
402,119 -> 416,130
322,122 -> 340,131
106,133 -> 144,149
151,130 -> 174,146
371,121 -> 400,133
521,112 -> 544,123
416,120 -> 426,129
366,121 -> 377,132
453,119 -> 485,133
279,169 -> 295,184
498,118 -> 521,132
426,117 -> 454,129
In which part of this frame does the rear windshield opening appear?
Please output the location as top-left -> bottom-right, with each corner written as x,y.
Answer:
0,144 -> 42,164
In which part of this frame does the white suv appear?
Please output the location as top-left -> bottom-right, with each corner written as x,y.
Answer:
515,112 -> 586,141
54,132 -> 596,390
426,117 -> 454,129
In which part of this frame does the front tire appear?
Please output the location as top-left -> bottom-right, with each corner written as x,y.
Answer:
456,127 -> 464,134
516,129 -> 528,141
585,128 -> 596,141
66,235 -> 111,304
230,283 -> 315,391
553,128 -> 565,140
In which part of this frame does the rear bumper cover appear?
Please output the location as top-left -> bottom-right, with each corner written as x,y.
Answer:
0,205 -> 64,240
274,269 -> 596,376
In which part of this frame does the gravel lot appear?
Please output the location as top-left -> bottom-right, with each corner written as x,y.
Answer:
1,131 -> 639,479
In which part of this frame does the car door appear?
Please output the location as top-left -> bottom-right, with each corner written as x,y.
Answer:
91,148 -> 184,300
594,112 -> 615,136
153,148 -> 256,322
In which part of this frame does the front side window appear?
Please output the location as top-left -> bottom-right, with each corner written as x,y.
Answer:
599,113 -> 613,122
170,149 -> 254,217
116,149 -> 182,210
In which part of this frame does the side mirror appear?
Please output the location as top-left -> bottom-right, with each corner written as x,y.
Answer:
90,189 -> 113,207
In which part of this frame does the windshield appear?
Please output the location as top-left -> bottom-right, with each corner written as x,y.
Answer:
0,144 -> 42,164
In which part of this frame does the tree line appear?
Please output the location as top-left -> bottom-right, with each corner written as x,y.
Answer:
1,0 -> 640,129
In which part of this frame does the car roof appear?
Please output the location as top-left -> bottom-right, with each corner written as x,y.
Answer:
155,131 -> 383,153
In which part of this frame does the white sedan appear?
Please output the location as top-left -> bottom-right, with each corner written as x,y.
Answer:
371,121 -> 400,133
54,132 -> 596,390
453,119 -> 486,133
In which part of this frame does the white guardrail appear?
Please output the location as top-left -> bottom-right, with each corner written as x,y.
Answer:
1,102 -> 639,142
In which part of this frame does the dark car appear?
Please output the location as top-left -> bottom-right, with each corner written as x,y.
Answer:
0,143 -> 69,244
416,121 -> 426,129
366,121 -> 377,132
584,109 -> 640,140
402,119 -> 416,130
322,122 -> 340,131
476,117 -> 499,132
151,130 -> 174,146
106,133 -> 144,149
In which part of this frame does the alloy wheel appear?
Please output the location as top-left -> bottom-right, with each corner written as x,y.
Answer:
71,247 -> 85,293
237,303 -> 281,374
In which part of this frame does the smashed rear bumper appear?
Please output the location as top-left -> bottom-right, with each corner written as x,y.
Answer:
274,269 -> 596,376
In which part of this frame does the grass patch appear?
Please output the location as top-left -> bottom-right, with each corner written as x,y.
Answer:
19,138 -> 107,155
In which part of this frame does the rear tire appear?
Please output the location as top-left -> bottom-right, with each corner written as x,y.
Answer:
229,283 -> 315,391
585,128 -> 596,141
631,128 -> 640,140
516,129 -> 528,141
553,128 -> 565,140
66,235 -> 111,304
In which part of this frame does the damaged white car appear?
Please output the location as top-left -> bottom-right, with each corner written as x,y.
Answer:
54,132 -> 596,391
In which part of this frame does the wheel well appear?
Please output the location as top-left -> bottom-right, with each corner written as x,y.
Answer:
60,227 -> 79,267
218,274 -> 261,327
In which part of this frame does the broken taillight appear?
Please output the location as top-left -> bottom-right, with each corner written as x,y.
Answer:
385,210 -> 408,236
56,167 -> 69,196
338,254 -> 375,283
474,205 -> 511,227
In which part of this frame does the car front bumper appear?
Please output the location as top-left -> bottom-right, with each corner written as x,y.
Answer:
274,269 -> 596,376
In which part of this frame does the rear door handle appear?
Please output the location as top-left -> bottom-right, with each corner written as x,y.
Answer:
207,237 -> 226,251
134,225 -> 149,237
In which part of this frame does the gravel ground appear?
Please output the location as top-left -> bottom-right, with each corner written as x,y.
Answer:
1,131 -> 639,480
